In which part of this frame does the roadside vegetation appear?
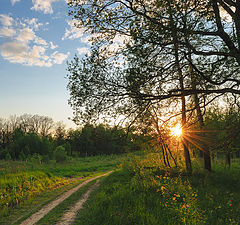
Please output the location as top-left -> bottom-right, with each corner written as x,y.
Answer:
75,154 -> 240,225
0,154 -> 127,224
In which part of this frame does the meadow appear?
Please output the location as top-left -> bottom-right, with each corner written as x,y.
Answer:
75,154 -> 240,225
1,152 -> 240,225
0,154 -> 126,224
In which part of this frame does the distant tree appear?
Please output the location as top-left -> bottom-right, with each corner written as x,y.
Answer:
54,122 -> 67,147
5,129 -> 53,160
205,108 -> 240,167
79,124 -> 96,156
68,129 -> 82,155
54,145 -> 68,163
18,114 -> 54,136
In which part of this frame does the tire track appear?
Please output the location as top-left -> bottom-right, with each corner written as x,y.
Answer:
56,180 -> 100,225
20,171 -> 112,225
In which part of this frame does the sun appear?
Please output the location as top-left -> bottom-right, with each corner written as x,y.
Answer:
170,124 -> 182,137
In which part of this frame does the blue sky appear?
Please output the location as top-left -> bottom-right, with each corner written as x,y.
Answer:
0,0 -> 92,128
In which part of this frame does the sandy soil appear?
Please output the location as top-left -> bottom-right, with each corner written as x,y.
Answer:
20,171 -> 112,225
56,180 -> 100,225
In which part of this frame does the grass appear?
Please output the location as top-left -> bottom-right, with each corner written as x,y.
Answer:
36,180 -> 97,225
2,152 -> 239,225
0,153 -> 127,224
0,154 -> 126,177
0,171 -> 71,217
74,153 -> 240,225
0,177 -> 80,225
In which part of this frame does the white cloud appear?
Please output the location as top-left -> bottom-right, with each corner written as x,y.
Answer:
51,51 -> 70,64
0,14 -> 68,67
11,0 -> 21,5
0,41 -> 69,67
17,27 -> 35,43
1,41 -> 29,64
77,47 -> 90,55
0,27 -> 16,38
0,14 -> 14,27
62,19 -> 86,40
31,0 -> 61,14
50,41 -> 58,49
24,18 -> 43,30
35,36 -> 48,45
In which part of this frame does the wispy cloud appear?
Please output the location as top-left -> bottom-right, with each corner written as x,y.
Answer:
10,0 -> 21,6
31,0 -> 61,14
24,18 -> 43,30
51,51 -> 70,64
0,14 -> 68,67
1,41 -> 69,67
0,27 -> 16,38
17,27 -> 35,43
62,19 -> 87,40
0,14 -> 14,27
50,41 -> 58,49
77,47 -> 90,55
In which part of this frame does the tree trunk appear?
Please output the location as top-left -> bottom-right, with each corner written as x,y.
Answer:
225,152 -> 231,168
181,96 -> 192,173
193,88 -> 211,171
188,51 -> 211,171
173,39 -> 192,173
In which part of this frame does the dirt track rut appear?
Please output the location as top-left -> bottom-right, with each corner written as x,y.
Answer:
20,171 -> 112,225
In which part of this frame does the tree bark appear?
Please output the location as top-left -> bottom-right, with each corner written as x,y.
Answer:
173,37 -> 192,173
188,52 -> 212,171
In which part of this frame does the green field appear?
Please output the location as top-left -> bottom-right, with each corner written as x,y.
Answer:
0,154 -> 127,224
75,154 -> 240,225
1,153 -> 240,225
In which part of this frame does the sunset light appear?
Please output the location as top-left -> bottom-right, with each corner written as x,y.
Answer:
170,124 -> 182,137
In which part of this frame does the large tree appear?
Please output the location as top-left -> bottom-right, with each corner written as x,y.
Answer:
67,0 -> 240,172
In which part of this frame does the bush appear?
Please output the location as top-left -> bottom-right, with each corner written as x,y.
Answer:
5,152 -> 12,161
19,151 -> 26,161
54,146 -> 67,163
42,154 -> 50,163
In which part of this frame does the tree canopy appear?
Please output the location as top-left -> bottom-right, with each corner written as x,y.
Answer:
67,0 -> 240,124
67,0 -> 240,172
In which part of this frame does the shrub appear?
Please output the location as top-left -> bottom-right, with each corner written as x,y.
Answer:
54,146 -> 67,163
19,151 -> 26,161
5,152 -> 12,161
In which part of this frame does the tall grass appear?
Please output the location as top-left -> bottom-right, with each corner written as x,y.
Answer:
0,154 -> 126,177
0,171 -> 70,217
75,153 -> 240,225
0,153 -> 127,218
75,155 -> 202,224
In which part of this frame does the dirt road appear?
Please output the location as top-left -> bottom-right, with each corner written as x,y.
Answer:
20,171 -> 112,225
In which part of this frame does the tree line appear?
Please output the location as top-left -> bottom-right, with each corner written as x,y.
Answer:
0,114 -> 143,161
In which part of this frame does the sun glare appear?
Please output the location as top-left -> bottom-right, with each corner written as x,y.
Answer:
171,124 -> 182,137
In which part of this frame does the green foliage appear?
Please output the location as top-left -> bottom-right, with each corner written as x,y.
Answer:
205,109 -> 240,158
75,154 -> 240,225
5,152 -> 11,161
54,146 -> 68,163
70,124 -> 140,156
4,129 -> 53,160
0,171 -> 70,217
0,117 -> 144,161
19,151 -> 26,161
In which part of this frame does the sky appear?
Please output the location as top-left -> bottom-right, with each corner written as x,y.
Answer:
0,0 -> 92,128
